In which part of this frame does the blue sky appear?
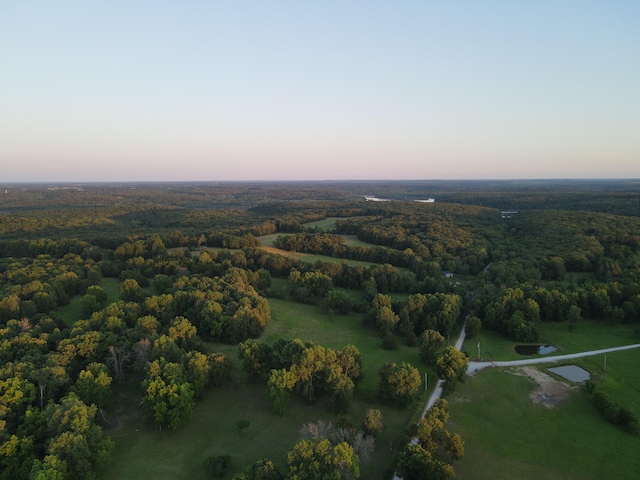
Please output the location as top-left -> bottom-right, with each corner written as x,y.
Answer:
1,1 -> 639,182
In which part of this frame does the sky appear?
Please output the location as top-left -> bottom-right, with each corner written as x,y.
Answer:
1,1 -> 639,182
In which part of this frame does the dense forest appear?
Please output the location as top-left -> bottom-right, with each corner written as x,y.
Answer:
0,180 -> 638,479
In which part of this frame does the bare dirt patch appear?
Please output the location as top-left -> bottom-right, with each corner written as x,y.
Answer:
512,366 -> 576,409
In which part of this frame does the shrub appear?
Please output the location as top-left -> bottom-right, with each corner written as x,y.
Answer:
204,454 -> 231,478
382,331 -> 398,350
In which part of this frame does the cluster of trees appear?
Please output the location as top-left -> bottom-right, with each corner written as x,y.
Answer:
274,232 -> 417,269
238,338 -> 361,413
398,293 -> 462,338
396,399 -> 463,480
361,291 -> 462,352
585,381 -> 639,435
228,438 -> 359,480
0,252 -> 103,321
478,281 -> 640,342
0,337 -> 114,479
481,287 -> 541,342
228,411 -> 384,480
3,180 -> 640,478
287,270 -> 333,304
0,238 -> 262,477
141,352 -> 232,430
335,203 -> 496,276
377,362 -> 422,407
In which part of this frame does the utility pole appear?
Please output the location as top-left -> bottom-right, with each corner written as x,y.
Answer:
477,341 -> 480,360
424,372 -> 428,391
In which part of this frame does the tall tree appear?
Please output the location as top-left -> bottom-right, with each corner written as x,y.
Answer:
418,329 -> 445,365
377,362 -> 421,407
286,439 -> 359,480
435,347 -> 468,394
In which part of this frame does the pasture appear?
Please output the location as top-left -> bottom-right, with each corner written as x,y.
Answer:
447,358 -> 640,480
451,321 -> 640,480
104,296 -> 435,479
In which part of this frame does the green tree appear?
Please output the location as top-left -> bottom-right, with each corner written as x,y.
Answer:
443,431 -> 465,462
435,347 -> 468,394
183,351 -> 210,398
464,316 -> 482,339
86,285 -> 108,307
207,353 -> 233,386
238,340 -> 273,382
0,375 -> 36,435
140,360 -> 195,429
80,295 -> 100,318
395,444 -> 454,480
372,294 -> 399,335
119,278 -> 142,303
232,458 -> 283,480
416,399 -> 450,454
267,369 -> 296,414
153,274 -> 173,295
286,438 -> 359,480
322,290 -> 352,315
377,362 -> 421,407
29,454 -> 68,480
361,409 -> 383,437
43,393 -> 114,480
0,434 -> 37,480
251,458 -> 283,480
418,329 -> 445,365
168,316 -> 198,350
236,418 -> 250,433
203,454 -> 231,478
71,363 -> 112,410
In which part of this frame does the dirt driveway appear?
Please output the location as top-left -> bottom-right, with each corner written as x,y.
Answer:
513,366 -> 575,409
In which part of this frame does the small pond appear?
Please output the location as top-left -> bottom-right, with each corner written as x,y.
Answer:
515,345 -> 558,355
548,365 -> 591,383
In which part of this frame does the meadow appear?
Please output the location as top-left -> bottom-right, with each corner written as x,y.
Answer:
103,294 -> 438,479
447,358 -> 640,479
56,277 -> 121,326
451,320 -> 640,480
61,273 -> 640,480
461,319 -> 640,362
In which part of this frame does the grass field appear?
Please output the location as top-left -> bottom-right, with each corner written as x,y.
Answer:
95,274 -> 640,480
447,357 -> 640,480
303,218 -> 339,231
57,277 -> 121,326
451,321 -> 640,480
462,319 -> 640,362
259,245 -> 379,267
104,296 -> 436,480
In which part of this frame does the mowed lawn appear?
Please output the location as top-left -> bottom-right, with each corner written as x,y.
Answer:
104,296 -> 435,480
450,322 -> 640,480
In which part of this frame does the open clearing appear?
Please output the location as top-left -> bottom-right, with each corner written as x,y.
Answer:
514,366 -> 575,409
448,346 -> 640,480
104,296 -> 433,480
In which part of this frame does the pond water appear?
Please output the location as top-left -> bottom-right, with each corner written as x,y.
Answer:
548,365 -> 591,383
515,345 -> 558,355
